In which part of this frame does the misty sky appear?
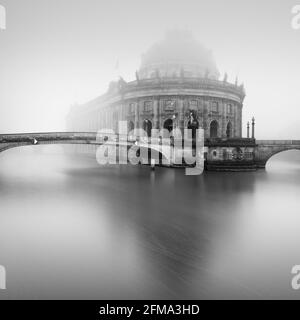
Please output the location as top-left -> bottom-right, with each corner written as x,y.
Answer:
0,0 -> 300,139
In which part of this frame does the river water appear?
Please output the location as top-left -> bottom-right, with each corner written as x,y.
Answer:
0,146 -> 300,299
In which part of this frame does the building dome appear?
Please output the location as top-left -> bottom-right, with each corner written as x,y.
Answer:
138,30 -> 220,80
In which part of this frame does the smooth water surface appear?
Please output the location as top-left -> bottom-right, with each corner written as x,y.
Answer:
0,146 -> 300,299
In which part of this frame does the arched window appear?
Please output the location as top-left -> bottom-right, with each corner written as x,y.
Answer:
210,120 -> 219,138
143,119 -> 152,137
163,119 -> 173,133
226,122 -> 233,138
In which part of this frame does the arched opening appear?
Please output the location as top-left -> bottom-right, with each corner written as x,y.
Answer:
266,149 -> 300,172
226,122 -> 233,138
210,120 -> 219,138
143,119 -> 152,137
163,119 -> 173,133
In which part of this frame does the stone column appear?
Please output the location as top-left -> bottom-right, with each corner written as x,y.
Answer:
203,99 -> 209,139
222,101 -> 227,138
239,104 -> 243,137
135,101 -> 139,129
139,100 -> 144,129
153,97 -> 159,129
178,97 -> 184,134
120,103 -> 125,121
234,104 -> 238,137
198,98 -> 203,128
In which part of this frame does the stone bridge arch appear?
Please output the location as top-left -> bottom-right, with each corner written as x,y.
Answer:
255,140 -> 300,168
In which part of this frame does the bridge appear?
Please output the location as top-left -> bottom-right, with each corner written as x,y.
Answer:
0,132 -> 175,165
255,140 -> 300,168
0,132 -> 99,153
0,133 -> 299,170
203,138 -> 300,170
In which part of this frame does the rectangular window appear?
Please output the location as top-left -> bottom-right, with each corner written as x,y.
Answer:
129,103 -> 135,113
144,101 -> 153,112
165,100 -> 176,111
211,101 -> 218,112
190,100 -> 198,108
227,104 -> 233,114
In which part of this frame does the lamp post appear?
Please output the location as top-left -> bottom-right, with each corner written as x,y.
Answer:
247,121 -> 250,138
251,117 -> 255,139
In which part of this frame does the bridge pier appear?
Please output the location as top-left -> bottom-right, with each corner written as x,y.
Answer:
205,138 -> 257,171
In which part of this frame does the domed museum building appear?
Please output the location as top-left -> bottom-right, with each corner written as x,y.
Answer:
66,31 -> 245,141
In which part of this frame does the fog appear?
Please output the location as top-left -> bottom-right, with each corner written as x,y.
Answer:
0,0 -> 299,139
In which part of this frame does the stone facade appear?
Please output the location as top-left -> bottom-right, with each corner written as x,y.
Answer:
66,78 -> 244,139
66,32 -> 245,140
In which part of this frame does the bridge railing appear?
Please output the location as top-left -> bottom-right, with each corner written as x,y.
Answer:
0,132 -> 171,146
0,132 -> 197,150
0,132 -> 97,136
256,140 -> 300,145
0,132 -> 99,143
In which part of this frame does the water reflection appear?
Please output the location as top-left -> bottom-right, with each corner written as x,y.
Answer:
0,147 -> 300,299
